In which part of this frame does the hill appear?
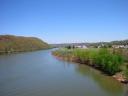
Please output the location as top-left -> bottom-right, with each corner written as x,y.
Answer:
51,39 -> 128,48
0,35 -> 50,54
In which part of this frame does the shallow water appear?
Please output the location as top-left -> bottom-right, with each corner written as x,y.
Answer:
0,49 -> 127,96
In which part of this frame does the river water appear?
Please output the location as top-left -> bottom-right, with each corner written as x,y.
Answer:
0,49 -> 127,96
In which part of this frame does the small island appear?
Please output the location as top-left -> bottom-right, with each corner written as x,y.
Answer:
0,35 -> 50,54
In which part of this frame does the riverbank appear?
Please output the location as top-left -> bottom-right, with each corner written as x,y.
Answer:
52,48 -> 128,84
0,48 -> 52,55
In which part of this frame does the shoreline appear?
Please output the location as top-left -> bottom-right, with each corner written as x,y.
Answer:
52,52 -> 128,84
0,48 -> 52,55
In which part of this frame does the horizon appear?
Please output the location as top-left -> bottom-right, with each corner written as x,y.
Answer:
0,34 -> 128,44
1,0 -> 128,43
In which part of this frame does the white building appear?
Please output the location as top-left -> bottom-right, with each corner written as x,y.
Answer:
112,45 -> 128,48
75,45 -> 88,49
124,45 -> 128,49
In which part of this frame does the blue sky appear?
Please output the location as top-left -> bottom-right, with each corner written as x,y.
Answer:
0,0 -> 128,44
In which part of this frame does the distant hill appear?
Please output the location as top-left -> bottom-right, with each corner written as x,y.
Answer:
0,35 -> 50,54
50,43 -> 90,48
51,39 -> 128,48
88,39 -> 128,47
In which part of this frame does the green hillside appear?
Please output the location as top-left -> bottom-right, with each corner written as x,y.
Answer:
0,35 -> 50,54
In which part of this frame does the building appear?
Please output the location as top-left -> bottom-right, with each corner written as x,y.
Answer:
98,44 -> 105,48
112,45 -> 128,49
75,45 -> 88,49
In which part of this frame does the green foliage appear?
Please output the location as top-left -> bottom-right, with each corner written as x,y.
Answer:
53,48 -> 124,75
66,45 -> 72,49
124,65 -> 128,79
0,35 -> 49,54
65,45 -> 75,49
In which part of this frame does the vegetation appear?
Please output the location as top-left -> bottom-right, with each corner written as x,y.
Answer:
53,48 -> 124,75
0,35 -> 50,54
89,40 -> 128,48
124,65 -> 128,79
51,39 -> 128,48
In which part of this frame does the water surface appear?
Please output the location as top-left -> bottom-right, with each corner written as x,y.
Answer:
0,49 -> 127,96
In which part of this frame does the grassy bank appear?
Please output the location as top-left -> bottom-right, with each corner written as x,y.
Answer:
52,48 -> 128,83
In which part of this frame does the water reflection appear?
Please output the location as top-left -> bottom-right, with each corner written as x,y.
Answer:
124,85 -> 128,96
75,64 -> 125,96
0,49 -> 127,96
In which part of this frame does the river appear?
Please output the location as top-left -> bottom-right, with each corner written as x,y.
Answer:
0,49 -> 127,96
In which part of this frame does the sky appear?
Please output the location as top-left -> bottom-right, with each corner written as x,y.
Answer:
0,0 -> 128,44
